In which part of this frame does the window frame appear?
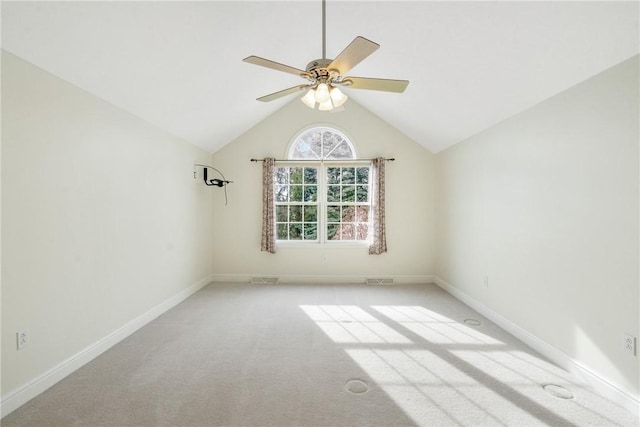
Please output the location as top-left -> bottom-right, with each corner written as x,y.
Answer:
275,126 -> 372,247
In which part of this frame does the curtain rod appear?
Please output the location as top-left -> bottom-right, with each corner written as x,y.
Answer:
250,157 -> 395,163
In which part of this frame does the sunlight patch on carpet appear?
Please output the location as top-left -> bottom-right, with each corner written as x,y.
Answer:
371,306 -> 503,345
300,302 -> 636,427
299,305 -> 412,344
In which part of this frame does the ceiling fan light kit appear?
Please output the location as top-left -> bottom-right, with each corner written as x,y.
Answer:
302,82 -> 348,111
243,0 -> 408,112
301,88 -> 317,108
329,86 -> 348,107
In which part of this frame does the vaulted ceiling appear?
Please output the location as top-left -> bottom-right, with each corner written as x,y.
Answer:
2,1 -> 638,153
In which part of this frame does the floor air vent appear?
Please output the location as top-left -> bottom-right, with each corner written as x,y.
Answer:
250,277 -> 279,284
365,278 -> 394,285
543,384 -> 574,400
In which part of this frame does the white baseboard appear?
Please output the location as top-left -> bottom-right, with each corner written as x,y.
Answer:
0,274 -> 214,419
209,274 -> 436,285
434,276 -> 640,416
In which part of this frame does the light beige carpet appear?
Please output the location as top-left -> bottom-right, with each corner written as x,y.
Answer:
2,283 -> 638,426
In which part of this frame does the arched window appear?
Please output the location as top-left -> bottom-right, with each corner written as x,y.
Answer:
275,127 -> 371,243
288,127 -> 356,160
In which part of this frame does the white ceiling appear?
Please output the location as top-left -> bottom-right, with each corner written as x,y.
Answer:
2,1 -> 638,153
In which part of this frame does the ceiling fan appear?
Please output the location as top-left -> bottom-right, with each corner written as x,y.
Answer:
243,0 -> 409,111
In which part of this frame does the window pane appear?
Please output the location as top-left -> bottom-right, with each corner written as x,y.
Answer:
289,223 -> 303,240
342,206 -> 355,222
290,185 -> 303,202
327,185 -> 340,202
293,131 -> 322,159
342,185 -> 355,202
356,167 -> 369,184
304,224 -> 318,240
357,224 -> 369,240
356,206 -> 369,223
327,224 -> 340,240
276,168 -> 289,184
290,205 -> 302,222
341,224 -> 355,240
276,224 -> 288,240
291,141 -> 315,159
290,167 -> 303,184
328,141 -> 354,159
304,185 -> 317,202
342,167 -> 355,184
327,167 -> 340,184
275,185 -> 288,202
304,206 -> 317,222
309,133 -> 322,158
327,205 -> 340,222
356,185 -> 368,202
322,132 -> 337,156
276,205 -> 288,222
304,168 -> 317,184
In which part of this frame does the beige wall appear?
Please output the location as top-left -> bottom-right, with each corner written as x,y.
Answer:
209,98 -> 436,282
435,56 -> 639,399
1,52 -> 213,401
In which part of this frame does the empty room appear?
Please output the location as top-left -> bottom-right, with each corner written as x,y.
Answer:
1,1 -> 639,426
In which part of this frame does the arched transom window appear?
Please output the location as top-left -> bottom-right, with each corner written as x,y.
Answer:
288,127 -> 355,160
275,127 -> 370,243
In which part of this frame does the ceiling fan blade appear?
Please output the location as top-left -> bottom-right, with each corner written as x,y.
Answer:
243,56 -> 311,78
342,77 -> 409,93
257,85 -> 310,102
328,36 -> 379,75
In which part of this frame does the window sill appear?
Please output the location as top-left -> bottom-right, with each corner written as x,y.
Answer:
276,241 -> 370,249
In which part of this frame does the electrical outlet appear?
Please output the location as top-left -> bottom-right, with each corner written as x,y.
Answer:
17,330 -> 29,350
624,334 -> 636,356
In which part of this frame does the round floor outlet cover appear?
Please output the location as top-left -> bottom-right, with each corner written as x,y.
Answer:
464,318 -> 482,326
346,379 -> 369,394
543,384 -> 574,400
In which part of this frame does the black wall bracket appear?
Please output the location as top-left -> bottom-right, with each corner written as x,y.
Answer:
194,163 -> 233,205
203,167 -> 232,187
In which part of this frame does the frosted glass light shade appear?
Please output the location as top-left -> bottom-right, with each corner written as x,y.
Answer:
330,87 -> 348,107
314,83 -> 330,103
301,89 -> 316,108
318,98 -> 333,111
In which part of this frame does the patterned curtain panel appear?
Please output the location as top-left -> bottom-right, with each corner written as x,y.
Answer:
369,157 -> 387,255
261,158 -> 276,253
